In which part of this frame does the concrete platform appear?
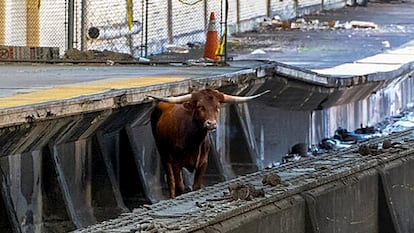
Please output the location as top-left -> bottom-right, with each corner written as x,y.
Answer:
0,2 -> 413,113
313,41 -> 414,76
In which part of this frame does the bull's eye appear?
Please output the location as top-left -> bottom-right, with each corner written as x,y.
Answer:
197,105 -> 205,111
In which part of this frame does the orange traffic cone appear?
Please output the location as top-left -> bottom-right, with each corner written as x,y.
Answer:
203,12 -> 219,61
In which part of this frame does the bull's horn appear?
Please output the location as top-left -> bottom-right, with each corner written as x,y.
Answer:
147,93 -> 192,103
222,90 -> 270,103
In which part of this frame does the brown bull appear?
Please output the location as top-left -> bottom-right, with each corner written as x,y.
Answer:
150,88 -> 269,198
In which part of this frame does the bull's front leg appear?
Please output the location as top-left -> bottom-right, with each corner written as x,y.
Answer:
193,160 -> 208,191
173,163 -> 185,196
165,162 -> 176,198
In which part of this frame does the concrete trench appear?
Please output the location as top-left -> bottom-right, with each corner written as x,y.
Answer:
77,130 -> 414,233
0,62 -> 414,232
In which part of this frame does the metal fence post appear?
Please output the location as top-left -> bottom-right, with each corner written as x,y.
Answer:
80,0 -> 88,51
167,0 -> 173,44
266,0 -> 271,17
236,0 -> 240,32
145,0 -> 148,57
67,0 -> 75,51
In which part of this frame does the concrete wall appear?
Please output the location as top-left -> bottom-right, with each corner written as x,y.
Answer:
195,158 -> 414,233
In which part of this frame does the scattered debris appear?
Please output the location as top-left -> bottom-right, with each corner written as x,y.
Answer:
357,138 -> 405,156
228,183 -> 265,201
382,139 -> 392,149
206,182 -> 265,202
354,124 -> 378,135
382,40 -> 391,48
251,49 -> 266,55
195,201 -> 214,208
165,44 -> 189,54
334,127 -> 371,143
357,144 -> 371,156
350,20 -> 377,29
282,143 -> 314,164
184,58 -> 219,66
282,109 -> 414,165
262,174 -> 282,186
281,153 -> 302,163
258,17 -> 377,32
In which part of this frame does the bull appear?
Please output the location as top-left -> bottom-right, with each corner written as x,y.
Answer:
150,88 -> 269,198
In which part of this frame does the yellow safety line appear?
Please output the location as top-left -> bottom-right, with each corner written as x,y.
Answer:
0,76 -> 184,109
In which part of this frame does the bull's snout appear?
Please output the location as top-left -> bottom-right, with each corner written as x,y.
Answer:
204,120 -> 217,130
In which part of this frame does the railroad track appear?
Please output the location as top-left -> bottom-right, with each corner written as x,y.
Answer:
75,129 -> 414,233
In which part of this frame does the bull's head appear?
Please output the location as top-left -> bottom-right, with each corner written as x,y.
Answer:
149,89 -> 270,131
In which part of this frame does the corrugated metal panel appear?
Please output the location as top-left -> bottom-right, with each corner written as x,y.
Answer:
297,0 -> 322,17
239,0 -> 267,22
323,0 -> 346,9
297,0 -> 321,8
270,0 -> 297,20
235,0 -> 268,32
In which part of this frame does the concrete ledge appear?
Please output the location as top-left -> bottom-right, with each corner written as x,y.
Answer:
194,195 -> 307,233
0,58 -> 413,126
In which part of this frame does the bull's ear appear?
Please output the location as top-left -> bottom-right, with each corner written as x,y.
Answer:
183,102 -> 193,111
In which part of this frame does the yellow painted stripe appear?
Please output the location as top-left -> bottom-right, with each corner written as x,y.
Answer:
0,76 -> 184,108
26,0 -> 40,46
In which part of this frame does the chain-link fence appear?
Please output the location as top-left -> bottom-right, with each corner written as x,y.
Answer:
0,0 -> 335,62
80,0 -> 226,60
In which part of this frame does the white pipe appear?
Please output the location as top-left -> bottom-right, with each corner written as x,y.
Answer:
87,21 -> 142,40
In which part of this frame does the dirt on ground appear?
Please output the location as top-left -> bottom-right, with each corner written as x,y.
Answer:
64,48 -> 137,62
